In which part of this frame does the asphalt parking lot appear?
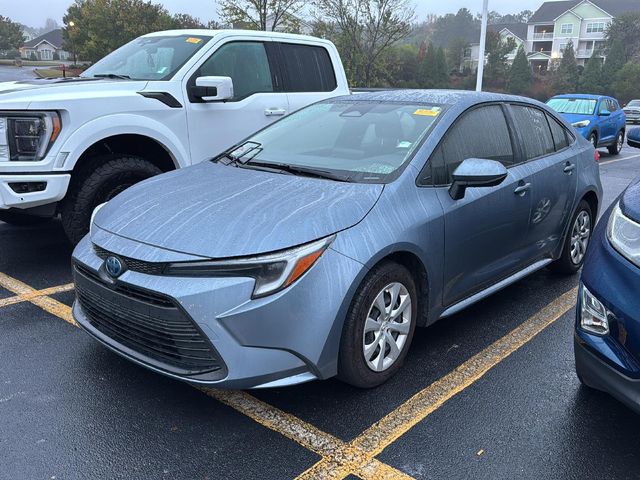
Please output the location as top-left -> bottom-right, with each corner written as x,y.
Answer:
1,145 -> 640,480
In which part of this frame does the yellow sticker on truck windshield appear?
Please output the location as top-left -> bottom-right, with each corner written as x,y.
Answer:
186,37 -> 203,44
413,108 -> 441,117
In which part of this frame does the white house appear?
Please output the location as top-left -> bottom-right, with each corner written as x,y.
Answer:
20,29 -> 71,61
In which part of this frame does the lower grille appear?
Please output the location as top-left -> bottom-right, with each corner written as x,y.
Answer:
74,263 -> 225,377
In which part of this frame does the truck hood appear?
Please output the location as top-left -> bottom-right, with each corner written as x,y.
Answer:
94,162 -> 384,258
0,77 -> 148,108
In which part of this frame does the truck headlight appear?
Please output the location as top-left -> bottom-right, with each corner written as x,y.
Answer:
580,284 -> 609,335
0,112 -> 62,162
607,201 -> 640,268
165,235 -> 335,298
571,120 -> 591,128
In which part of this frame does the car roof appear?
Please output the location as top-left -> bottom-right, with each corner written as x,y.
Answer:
551,94 -> 608,100
331,89 -> 538,107
142,29 -> 329,44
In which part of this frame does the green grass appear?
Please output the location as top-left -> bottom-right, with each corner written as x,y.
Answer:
0,59 -> 62,67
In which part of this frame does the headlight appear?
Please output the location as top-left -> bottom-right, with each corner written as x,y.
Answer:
580,284 -> 609,335
607,201 -> 640,268
571,120 -> 591,128
165,235 -> 336,298
0,112 -> 61,162
90,203 -> 107,236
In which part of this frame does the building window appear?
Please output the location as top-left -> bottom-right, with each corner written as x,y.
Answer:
560,23 -> 574,35
586,22 -> 606,34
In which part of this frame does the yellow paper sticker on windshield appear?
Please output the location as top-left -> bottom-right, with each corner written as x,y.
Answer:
414,108 -> 441,117
186,37 -> 203,44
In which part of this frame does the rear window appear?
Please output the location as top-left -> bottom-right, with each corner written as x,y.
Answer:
547,98 -> 597,115
278,43 -> 337,92
510,105 -> 555,160
546,113 -> 571,151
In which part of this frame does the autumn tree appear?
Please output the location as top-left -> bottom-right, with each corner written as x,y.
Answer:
63,0 -> 174,62
0,16 -> 25,51
314,0 -> 414,87
218,0 -> 306,32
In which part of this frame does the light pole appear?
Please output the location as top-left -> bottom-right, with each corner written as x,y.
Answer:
476,0 -> 489,92
68,21 -> 77,65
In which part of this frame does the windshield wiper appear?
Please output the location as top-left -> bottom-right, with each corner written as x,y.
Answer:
93,73 -> 132,80
247,161 -> 354,183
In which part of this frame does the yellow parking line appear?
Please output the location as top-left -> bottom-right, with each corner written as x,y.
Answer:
296,287 -> 578,479
0,283 -> 74,308
0,272 -> 410,479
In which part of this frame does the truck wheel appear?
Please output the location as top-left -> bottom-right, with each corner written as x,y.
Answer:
607,131 -> 625,155
0,211 -> 52,226
61,155 -> 162,245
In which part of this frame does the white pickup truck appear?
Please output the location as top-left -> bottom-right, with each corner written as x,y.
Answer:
0,29 -> 349,243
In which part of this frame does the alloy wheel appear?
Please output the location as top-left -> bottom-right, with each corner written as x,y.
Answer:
362,282 -> 412,372
617,132 -> 624,151
570,210 -> 591,265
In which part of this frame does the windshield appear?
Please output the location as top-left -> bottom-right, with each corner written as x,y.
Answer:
547,98 -> 597,115
82,35 -> 211,81
218,101 -> 445,183
628,100 -> 640,107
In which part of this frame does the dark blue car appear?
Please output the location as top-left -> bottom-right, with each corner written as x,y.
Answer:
575,129 -> 640,412
547,94 -> 626,155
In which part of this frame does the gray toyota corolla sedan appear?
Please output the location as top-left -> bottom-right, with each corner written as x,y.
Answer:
72,90 -> 602,389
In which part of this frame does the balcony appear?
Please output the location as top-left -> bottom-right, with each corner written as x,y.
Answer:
533,32 -> 554,40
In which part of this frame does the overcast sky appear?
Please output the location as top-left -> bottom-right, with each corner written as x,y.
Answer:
4,0 -> 548,28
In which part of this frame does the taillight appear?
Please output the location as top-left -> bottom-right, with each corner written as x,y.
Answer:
594,150 -> 600,162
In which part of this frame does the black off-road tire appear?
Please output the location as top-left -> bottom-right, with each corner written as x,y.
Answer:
549,200 -> 593,275
337,261 -> 418,388
61,155 -> 161,245
608,130 -> 625,155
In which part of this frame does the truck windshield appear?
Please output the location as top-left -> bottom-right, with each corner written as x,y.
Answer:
82,35 -> 211,81
218,100 -> 445,184
547,98 -> 597,115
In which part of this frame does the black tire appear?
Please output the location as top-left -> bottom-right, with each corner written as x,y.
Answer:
337,261 -> 418,388
61,155 -> 162,245
588,132 -> 598,149
0,211 -> 52,226
608,130 -> 625,155
549,200 -> 593,275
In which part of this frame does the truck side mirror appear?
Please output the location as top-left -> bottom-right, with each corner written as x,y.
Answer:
191,76 -> 234,102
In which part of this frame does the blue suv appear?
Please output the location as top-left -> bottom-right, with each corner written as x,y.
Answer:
575,126 -> 640,412
547,94 -> 626,155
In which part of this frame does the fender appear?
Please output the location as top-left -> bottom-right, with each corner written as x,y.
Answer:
55,113 -> 190,171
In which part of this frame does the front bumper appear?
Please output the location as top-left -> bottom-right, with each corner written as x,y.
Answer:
0,173 -> 70,210
71,233 -> 365,389
575,335 -> 640,414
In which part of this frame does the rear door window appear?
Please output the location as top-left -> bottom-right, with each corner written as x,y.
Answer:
510,105 -> 555,160
278,43 -> 337,92
427,104 -> 514,186
546,113 -> 570,151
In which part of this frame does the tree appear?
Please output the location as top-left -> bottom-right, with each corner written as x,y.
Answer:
602,39 -> 626,94
172,13 -> 206,29
612,62 -> 640,105
507,45 -> 532,95
218,0 -> 306,31
62,0 -> 175,63
0,16 -> 25,51
579,50 -> 604,94
42,18 -> 60,34
446,37 -> 469,73
434,46 -> 449,87
383,43 -> 420,88
484,30 -> 516,87
553,41 -> 579,93
431,8 -> 479,48
606,13 -> 640,62
314,0 -> 414,87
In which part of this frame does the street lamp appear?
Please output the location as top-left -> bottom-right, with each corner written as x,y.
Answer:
68,21 -> 77,65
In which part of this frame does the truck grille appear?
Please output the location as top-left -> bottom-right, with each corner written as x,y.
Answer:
74,263 -> 226,377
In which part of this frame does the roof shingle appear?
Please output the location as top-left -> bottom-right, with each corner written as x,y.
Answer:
23,29 -> 63,49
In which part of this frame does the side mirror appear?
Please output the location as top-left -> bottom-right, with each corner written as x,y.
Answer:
191,76 -> 234,102
449,158 -> 508,200
599,109 -> 611,117
628,127 -> 640,149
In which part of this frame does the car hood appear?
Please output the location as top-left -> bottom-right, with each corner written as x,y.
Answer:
621,177 -> 640,224
0,77 -> 147,109
558,112 -> 595,125
94,162 -> 384,258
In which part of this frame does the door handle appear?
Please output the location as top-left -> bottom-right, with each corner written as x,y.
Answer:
264,108 -> 287,117
514,182 -> 531,196
563,163 -> 576,174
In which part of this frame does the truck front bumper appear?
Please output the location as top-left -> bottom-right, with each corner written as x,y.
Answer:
0,174 -> 70,210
